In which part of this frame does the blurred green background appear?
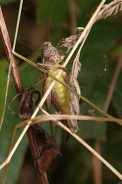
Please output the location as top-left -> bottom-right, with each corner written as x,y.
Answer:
0,0 -> 122,183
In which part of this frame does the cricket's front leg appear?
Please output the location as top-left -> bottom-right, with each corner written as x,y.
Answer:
42,79 -> 54,138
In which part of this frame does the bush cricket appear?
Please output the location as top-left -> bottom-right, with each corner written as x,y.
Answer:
0,0 -> 122,183
31,42 -> 81,138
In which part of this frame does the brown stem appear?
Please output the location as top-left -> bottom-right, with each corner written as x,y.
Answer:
0,6 -> 48,184
68,0 -> 77,35
0,6 -> 23,94
93,140 -> 102,184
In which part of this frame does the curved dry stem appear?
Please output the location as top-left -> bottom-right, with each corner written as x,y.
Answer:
57,121 -> 122,180
17,114 -> 122,128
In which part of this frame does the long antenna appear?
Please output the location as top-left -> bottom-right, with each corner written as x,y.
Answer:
48,0 -> 57,42
29,0 -> 57,59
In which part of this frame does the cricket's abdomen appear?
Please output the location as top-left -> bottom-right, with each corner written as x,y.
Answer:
53,72 -> 70,114
45,69 -> 70,115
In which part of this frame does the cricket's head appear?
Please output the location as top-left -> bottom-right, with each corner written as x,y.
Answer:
42,42 -> 61,64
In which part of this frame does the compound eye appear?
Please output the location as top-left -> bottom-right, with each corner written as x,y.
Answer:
43,42 -> 51,49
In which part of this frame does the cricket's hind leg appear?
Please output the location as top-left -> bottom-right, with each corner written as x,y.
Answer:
42,80 -> 55,138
